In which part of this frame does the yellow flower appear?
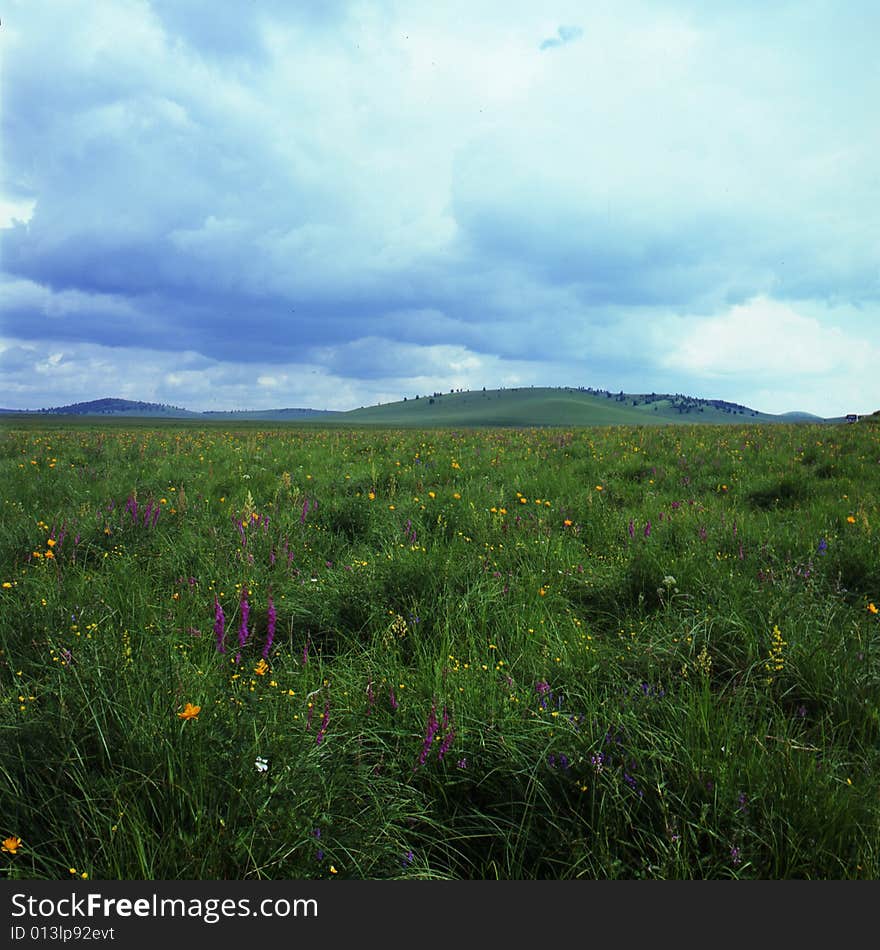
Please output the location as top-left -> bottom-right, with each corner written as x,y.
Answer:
2,836 -> 22,855
177,702 -> 201,720
1,582 -> 12,589
368,491 -> 376,501
538,587 -> 547,596
254,659 -> 269,676
595,485 -> 603,491
868,603 -> 878,615
847,515 -> 856,524
46,538 -> 56,548
330,865 -> 338,874
563,519 -> 573,527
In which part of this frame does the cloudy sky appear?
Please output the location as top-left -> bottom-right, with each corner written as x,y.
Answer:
1,0 -> 878,415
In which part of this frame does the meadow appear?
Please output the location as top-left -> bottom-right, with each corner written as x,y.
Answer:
1,417 -> 878,879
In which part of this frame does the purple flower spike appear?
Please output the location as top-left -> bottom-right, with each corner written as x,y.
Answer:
238,591 -> 250,648
214,596 -> 226,653
263,594 -> 276,659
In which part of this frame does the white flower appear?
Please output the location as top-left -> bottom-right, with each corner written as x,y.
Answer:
255,756 -> 269,773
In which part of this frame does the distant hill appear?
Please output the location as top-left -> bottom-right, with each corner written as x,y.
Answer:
38,398 -> 200,417
0,388 -> 846,426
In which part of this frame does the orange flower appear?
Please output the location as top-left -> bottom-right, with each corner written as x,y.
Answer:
177,702 -> 201,720
2,836 -> 22,855
563,519 -> 573,527
868,603 -> 878,615
846,515 -> 856,524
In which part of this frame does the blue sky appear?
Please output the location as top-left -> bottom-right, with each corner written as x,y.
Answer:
1,0 -> 878,415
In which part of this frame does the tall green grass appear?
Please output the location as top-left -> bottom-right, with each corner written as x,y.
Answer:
1,419 -> 878,878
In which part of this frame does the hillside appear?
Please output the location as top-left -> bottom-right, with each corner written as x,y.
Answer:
0,387 -> 842,427
345,387 -> 784,427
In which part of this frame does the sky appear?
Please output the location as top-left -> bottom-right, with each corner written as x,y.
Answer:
1,0 -> 878,416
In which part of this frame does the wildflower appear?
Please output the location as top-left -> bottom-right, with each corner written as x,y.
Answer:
238,592 -> 250,648
868,603 -> 878,615
213,597 -> 226,653
730,846 -> 742,867
255,756 -> 269,773
2,582 -> 12,589
563,519 -> 573,527
316,698 -> 330,745
2,836 -> 22,855
254,658 -> 269,676
595,485 -> 603,491
416,701 -> 440,769
177,702 -> 201,720
817,538 -> 828,555
263,594 -> 276,658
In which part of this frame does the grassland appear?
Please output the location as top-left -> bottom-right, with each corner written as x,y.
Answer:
1,416 -> 878,879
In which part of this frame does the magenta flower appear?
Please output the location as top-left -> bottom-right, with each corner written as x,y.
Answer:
316,699 -> 330,745
415,701 -> 440,769
238,591 -> 250,648
263,594 -> 276,659
213,596 -> 226,653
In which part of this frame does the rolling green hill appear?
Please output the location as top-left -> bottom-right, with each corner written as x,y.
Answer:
344,387 -> 785,427
2,387 -> 843,427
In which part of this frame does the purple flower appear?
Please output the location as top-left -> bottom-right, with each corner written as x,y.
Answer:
238,592 -> 250,648
389,687 -> 399,711
416,701 -> 440,769
316,699 -> 330,745
437,726 -> 455,762
730,846 -> 742,867
213,597 -> 226,653
817,538 -> 828,555
263,594 -> 276,659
